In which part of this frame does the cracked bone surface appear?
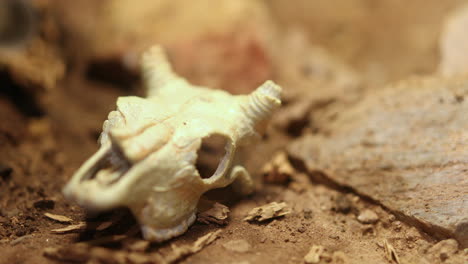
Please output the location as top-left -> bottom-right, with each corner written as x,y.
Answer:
63,45 -> 282,242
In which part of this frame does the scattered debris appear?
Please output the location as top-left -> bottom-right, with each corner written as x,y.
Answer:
44,213 -> 73,223
50,222 -> 86,234
304,245 -> 325,264
44,244 -> 136,264
261,152 -> 295,184
244,202 -> 291,222
383,239 -> 400,264
164,230 -> 222,263
357,209 -> 379,224
222,239 -> 251,253
197,202 -> 230,225
44,231 -> 221,263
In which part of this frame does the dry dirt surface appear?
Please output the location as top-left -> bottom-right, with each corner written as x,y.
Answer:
0,1 -> 467,264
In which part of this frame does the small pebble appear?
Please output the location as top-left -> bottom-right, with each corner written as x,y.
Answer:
334,195 -> 352,214
357,209 -> 379,224
303,209 -> 313,219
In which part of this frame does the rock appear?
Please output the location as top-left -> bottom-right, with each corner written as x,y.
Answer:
357,209 -> 379,224
222,239 -> 251,253
288,76 -> 468,247
427,239 -> 459,262
304,245 -> 325,264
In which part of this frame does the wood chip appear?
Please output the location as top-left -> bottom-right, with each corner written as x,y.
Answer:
50,222 -> 86,234
244,202 -> 291,222
383,239 -> 400,264
44,213 -> 73,223
198,202 -> 230,225
95,221 -> 113,231
164,230 -> 222,263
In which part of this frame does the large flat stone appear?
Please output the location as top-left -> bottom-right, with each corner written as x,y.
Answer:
288,76 -> 468,247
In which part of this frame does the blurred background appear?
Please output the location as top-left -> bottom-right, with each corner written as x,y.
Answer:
1,1 -> 467,263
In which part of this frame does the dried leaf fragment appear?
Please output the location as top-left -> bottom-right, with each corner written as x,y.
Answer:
50,222 -> 86,234
244,202 -> 290,222
198,202 -> 230,225
44,213 -> 73,223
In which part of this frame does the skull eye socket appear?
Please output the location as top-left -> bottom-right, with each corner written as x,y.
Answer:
195,134 -> 230,179
79,143 -> 132,186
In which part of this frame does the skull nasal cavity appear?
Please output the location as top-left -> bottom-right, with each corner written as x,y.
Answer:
196,134 -> 229,179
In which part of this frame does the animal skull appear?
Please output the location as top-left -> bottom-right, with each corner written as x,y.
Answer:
63,46 -> 282,242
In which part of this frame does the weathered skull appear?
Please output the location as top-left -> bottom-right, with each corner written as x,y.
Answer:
63,46 -> 282,242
